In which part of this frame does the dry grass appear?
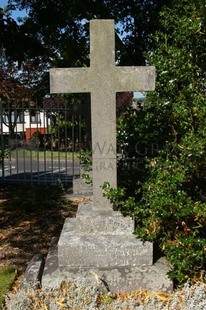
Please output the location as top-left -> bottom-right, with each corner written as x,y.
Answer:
0,184 -> 77,283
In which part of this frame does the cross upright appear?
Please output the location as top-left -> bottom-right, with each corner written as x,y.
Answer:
50,19 -> 155,208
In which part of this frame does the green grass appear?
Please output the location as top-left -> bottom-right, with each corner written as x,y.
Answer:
0,267 -> 16,307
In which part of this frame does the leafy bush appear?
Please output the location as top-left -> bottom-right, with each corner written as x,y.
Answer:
104,0 -> 206,286
80,150 -> 93,185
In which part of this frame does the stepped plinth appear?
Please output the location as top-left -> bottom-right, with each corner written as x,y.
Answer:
42,19 -> 173,293
42,201 -> 172,292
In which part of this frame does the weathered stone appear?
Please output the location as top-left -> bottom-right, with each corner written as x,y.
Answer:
73,177 -> 93,195
74,202 -> 134,234
58,229 -> 153,268
73,164 -> 93,195
42,249 -> 173,293
41,201 -> 173,292
76,214 -> 134,234
58,203 -> 152,268
41,237 -> 62,289
41,19 -> 172,294
59,258 -> 173,293
20,254 -> 44,290
50,19 -> 155,208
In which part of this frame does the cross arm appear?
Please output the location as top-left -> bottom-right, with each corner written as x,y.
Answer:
114,66 -> 156,92
50,68 -> 91,94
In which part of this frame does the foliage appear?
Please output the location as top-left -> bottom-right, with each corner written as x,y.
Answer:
4,281 -> 206,309
0,60 -> 33,99
50,113 -> 87,151
80,150 -> 93,185
1,0 -> 206,287
0,267 -> 16,307
0,0 -> 174,149
0,57 -> 47,137
116,104 -> 154,195
0,148 -> 8,168
0,1 -> 172,144
0,6 -> 46,65
104,0 -> 206,286
6,0 -> 169,66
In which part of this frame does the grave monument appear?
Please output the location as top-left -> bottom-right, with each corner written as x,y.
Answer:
42,19 -> 172,292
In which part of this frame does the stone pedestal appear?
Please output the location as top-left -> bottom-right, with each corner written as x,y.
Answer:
42,202 -> 173,292
73,176 -> 93,195
45,19 -> 172,293
73,165 -> 93,196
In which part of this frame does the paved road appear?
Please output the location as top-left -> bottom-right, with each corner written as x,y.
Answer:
0,155 -> 80,184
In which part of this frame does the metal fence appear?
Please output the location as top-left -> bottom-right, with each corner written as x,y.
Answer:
0,101 -> 90,187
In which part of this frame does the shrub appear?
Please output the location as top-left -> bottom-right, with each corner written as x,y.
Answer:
104,0 -> 206,286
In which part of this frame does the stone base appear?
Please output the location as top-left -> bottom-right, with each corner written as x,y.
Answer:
41,237 -> 61,290
73,177 -> 93,195
42,237 -> 173,292
42,201 -> 173,293
58,218 -> 153,268
76,202 -> 134,234
20,254 -> 45,290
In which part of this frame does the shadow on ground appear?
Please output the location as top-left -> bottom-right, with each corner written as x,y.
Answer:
0,184 -> 77,275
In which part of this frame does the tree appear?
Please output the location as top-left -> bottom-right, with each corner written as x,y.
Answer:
1,0 -> 171,149
0,56 -> 49,137
4,0 -> 206,284
1,1 -> 171,135
6,0 -> 169,66
0,5 -> 52,117
0,6 -> 49,67
103,0 -> 206,285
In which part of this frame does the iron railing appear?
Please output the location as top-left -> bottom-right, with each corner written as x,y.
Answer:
0,101 -> 90,187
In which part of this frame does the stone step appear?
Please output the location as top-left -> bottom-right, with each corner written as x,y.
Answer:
63,215 -> 134,235
20,254 -> 45,290
76,215 -> 134,234
42,239 -> 172,293
42,237 -> 60,289
58,220 -> 153,268
75,202 -> 134,234
57,259 -> 173,293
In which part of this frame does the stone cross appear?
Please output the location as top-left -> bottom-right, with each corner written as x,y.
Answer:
50,19 -> 155,208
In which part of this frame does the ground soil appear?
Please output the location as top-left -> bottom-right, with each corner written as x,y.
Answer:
0,185 -> 81,288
